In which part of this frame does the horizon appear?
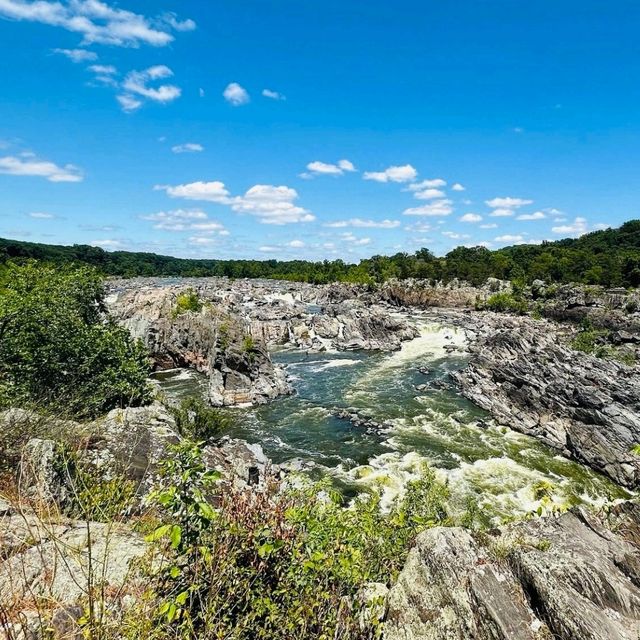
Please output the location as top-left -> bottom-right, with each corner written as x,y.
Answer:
1,1 -> 639,261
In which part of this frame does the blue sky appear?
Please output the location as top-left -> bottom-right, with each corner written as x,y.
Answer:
1,0 -> 639,261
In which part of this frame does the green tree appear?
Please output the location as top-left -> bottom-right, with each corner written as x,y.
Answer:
0,261 -> 152,418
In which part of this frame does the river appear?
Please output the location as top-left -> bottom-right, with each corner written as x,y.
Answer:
152,320 -> 631,525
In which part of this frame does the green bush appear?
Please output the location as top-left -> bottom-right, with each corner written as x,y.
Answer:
168,396 -> 231,441
137,441 -> 451,640
0,261 -> 151,419
173,289 -> 202,316
481,292 -> 528,315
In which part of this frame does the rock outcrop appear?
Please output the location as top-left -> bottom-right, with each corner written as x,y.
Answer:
385,501 -> 640,640
108,286 -> 292,407
450,315 -> 640,488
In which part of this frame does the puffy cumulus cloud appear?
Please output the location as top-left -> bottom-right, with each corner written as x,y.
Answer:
0,0 -> 195,47
304,159 -> 356,177
188,236 -> 217,246
442,231 -> 470,240
403,199 -> 453,217
262,88 -> 285,100
479,223 -> 498,229
465,241 -> 493,249
0,154 -> 83,182
231,185 -> 314,225
288,240 -> 305,248
118,65 -> 180,111
171,142 -> 204,154
404,221 -> 433,233
407,178 -> 446,190
516,211 -> 546,221
495,234 -> 525,243
223,82 -> 249,106
485,197 -> 533,209
340,232 -> 371,246
141,209 -> 228,236
489,208 -> 515,218
155,181 -> 231,203
52,47 -> 96,62
451,183 -> 465,192
413,188 -> 445,201
459,213 -> 482,223
259,245 -> 279,253
157,180 -> 314,225
324,218 -> 400,229
552,216 -> 589,236
363,164 -> 417,183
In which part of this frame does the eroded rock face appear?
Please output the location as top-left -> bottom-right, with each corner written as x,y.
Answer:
385,502 -> 640,640
448,314 -> 640,489
108,286 -> 292,407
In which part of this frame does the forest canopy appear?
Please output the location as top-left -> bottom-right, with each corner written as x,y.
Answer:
2,220 -> 640,287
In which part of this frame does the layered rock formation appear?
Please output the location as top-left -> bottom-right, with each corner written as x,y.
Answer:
385,501 -> 640,640
449,314 -> 640,488
108,286 -> 291,406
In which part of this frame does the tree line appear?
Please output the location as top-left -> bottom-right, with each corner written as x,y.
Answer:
2,219 -> 640,287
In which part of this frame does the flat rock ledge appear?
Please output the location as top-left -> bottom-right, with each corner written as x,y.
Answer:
385,500 -> 640,640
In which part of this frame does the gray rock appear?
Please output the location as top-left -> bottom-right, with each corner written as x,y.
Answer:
385,502 -> 640,640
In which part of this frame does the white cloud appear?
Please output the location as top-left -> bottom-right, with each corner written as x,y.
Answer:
231,184 -> 314,225
324,218 -> 400,229
404,221 -> 433,233
516,211 -> 546,221
141,209 -> 227,236
199,87 -> 205,97
0,154 -> 82,182
442,231 -> 470,240
552,216 -> 588,236
188,236 -> 216,245
341,232 -> 371,246
0,0 -> 194,47
363,164 -> 417,183
116,94 -> 142,112
156,181 -> 231,203
53,47 -> 96,62
413,188 -> 445,200
485,197 -> 533,209
451,183 -> 465,192
262,88 -> 285,100
403,199 -> 453,217
28,211 -> 55,219
495,234 -> 525,243
157,180 -> 314,225
119,65 -> 180,111
305,159 -> 356,176
90,239 -> 123,249
407,178 -> 445,190
223,82 -> 249,106
479,223 -> 498,229
459,213 -> 482,223
489,208 -> 515,217
171,142 -> 204,154
288,240 -> 305,248
88,64 -> 116,75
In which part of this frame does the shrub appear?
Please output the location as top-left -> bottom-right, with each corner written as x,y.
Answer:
139,441 -> 451,640
168,396 -> 231,442
481,292 -> 528,315
173,289 -> 202,316
0,261 -> 151,419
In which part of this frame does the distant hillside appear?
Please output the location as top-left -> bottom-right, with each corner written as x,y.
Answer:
2,220 -> 640,287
